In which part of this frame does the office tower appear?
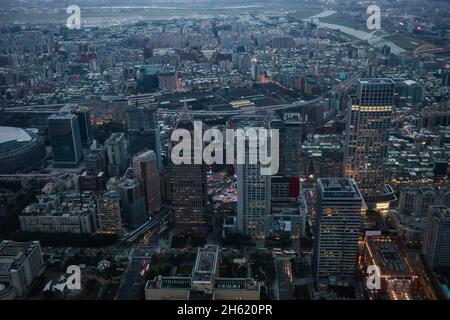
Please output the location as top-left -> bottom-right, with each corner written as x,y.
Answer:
274,113 -> 305,178
251,58 -> 260,82
171,115 -> 207,236
117,178 -> 147,229
314,178 -> 364,287
0,241 -> 45,299
105,132 -> 128,176
47,113 -> 83,168
71,106 -> 92,146
84,141 -> 107,175
237,127 -> 272,240
127,105 -> 162,171
344,78 -> 394,204
422,206 -> 450,269
96,191 -> 123,236
132,149 -> 161,216
79,142 -> 108,192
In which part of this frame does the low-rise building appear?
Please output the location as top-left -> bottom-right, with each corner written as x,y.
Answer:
363,236 -> 420,300
145,245 -> 260,300
20,191 -> 97,234
0,241 -> 45,300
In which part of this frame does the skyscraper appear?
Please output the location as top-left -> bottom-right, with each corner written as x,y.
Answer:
314,178 -> 364,287
237,126 -> 272,240
117,178 -> 147,229
96,191 -> 123,236
132,149 -> 161,216
273,113 -> 305,178
127,105 -> 162,171
344,78 -> 394,204
171,115 -> 207,236
422,206 -> 450,269
105,132 -> 128,177
47,113 -> 83,168
71,106 -> 92,146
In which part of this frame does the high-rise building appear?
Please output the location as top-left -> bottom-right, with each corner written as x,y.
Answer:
105,132 -> 128,176
127,105 -> 162,171
117,178 -> 147,229
96,191 -> 123,236
273,113 -> 305,178
237,126 -> 272,240
58,104 -> 92,146
422,206 -> 450,269
344,78 -> 394,204
171,115 -> 207,236
71,106 -> 92,146
132,149 -> 161,216
47,113 -> 83,168
79,141 -> 108,192
314,178 -> 364,287
84,141 -> 107,175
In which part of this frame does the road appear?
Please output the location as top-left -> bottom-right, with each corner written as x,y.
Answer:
274,257 -> 295,300
115,246 -> 157,300
122,209 -> 171,243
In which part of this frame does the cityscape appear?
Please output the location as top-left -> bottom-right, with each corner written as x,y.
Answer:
0,0 -> 450,305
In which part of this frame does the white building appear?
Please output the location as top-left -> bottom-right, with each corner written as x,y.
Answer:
0,241 -> 45,299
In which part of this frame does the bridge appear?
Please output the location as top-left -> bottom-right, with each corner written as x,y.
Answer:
413,44 -> 450,56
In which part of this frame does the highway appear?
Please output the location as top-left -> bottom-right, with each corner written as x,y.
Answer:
122,210 -> 171,243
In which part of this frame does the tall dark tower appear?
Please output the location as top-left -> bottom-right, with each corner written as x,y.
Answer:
170,109 -> 207,237
344,78 -> 394,205
127,104 -> 162,171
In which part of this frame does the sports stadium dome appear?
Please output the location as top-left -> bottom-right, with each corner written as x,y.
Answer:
0,126 -> 46,173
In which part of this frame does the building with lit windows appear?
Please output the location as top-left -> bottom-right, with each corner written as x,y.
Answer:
171,113 -> 207,236
344,79 -> 394,206
96,191 -> 123,236
363,235 -> 419,300
314,178 -> 364,288
237,126 -> 272,240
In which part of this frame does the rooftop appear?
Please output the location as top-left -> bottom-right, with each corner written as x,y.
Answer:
192,245 -> 219,284
0,126 -> 32,145
365,236 -> 414,276
318,178 -> 363,200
